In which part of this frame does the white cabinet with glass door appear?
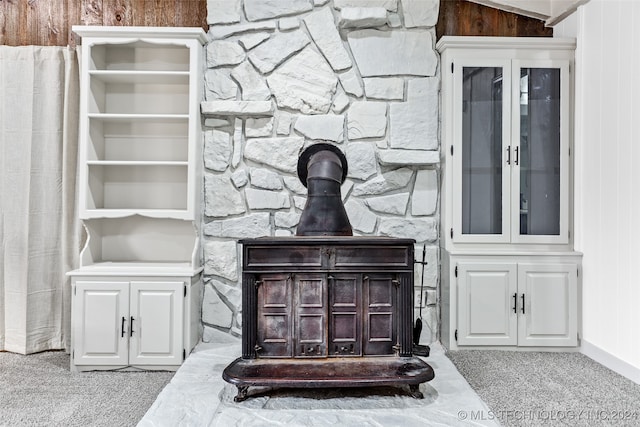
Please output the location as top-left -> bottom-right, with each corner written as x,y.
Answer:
452,56 -> 570,244
438,37 -> 581,350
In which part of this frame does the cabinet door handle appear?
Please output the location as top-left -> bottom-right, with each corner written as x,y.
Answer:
130,316 -> 135,337
512,293 -> 518,313
521,294 -> 525,314
121,316 -> 126,338
506,146 -> 511,165
515,146 -> 519,165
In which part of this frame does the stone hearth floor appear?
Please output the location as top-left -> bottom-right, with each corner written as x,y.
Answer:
138,330 -> 498,427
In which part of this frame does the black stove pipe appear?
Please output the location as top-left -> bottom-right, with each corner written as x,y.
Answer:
296,144 -> 352,236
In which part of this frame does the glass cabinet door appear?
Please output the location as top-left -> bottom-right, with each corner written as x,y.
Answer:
453,58 -> 570,245
453,60 -> 512,243
511,60 -> 569,244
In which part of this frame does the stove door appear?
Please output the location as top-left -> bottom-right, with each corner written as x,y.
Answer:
294,274 -> 328,357
329,274 -> 362,356
257,274 -> 292,358
363,274 -> 398,355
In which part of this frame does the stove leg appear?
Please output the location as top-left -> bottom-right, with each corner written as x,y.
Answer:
408,384 -> 424,399
234,386 -> 249,402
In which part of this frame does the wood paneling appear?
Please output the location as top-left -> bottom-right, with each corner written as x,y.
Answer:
0,0 -> 207,46
572,0 -> 640,374
437,0 -> 553,40
3,0 -> 551,46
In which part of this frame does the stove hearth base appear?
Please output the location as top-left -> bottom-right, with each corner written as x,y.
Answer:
223,356 -> 434,402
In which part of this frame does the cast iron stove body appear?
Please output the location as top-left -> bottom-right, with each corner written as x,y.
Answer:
222,144 -> 434,401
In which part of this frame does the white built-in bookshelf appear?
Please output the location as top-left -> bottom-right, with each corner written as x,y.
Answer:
68,27 -> 207,372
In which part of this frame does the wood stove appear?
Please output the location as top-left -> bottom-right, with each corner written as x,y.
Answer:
223,237 -> 434,401
222,144 -> 434,401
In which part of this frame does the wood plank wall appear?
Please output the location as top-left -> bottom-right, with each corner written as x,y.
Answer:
1,0 -> 551,46
568,0 -> 640,372
0,0 -> 208,47
437,0 -> 553,39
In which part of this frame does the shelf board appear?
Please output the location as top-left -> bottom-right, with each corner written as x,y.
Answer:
86,161 -> 189,166
72,25 -> 208,44
89,70 -> 189,84
81,208 -> 192,220
88,113 -> 189,122
68,261 -> 203,277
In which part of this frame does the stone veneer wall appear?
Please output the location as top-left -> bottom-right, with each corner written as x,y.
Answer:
200,0 -> 441,345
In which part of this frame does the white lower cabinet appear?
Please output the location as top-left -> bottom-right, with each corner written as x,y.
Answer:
71,276 -> 200,371
457,261 -> 578,347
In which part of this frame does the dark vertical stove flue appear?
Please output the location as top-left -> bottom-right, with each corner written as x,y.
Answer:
296,143 -> 352,236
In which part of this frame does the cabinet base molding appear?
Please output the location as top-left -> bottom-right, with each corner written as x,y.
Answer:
445,345 -> 581,352
71,364 -> 183,373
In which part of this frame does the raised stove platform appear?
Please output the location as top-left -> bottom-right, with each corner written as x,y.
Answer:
224,356 -> 435,401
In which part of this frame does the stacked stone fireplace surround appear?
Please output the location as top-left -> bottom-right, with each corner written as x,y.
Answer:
200,0 -> 440,346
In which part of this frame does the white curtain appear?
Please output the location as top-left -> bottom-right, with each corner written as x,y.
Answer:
0,46 -> 81,354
